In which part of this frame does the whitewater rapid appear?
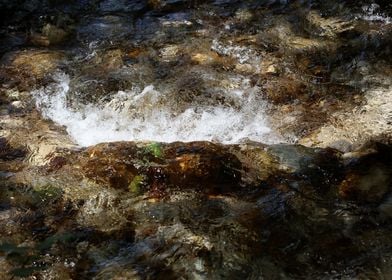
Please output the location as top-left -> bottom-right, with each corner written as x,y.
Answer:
33,73 -> 281,146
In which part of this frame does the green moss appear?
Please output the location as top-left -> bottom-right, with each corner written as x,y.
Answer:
129,175 -> 147,194
146,142 -> 163,158
34,185 -> 63,203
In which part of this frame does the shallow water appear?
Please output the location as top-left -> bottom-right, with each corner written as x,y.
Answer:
1,0 -> 392,279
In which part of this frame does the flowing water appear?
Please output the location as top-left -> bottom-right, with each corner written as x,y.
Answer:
33,72 -> 279,146
1,0 -> 392,279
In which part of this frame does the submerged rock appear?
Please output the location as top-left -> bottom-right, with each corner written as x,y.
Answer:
339,142 -> 392,203
1,140 -> 391,279
0,50 -> 65,89
0,0 -> 392,278
29,23 -> 70,47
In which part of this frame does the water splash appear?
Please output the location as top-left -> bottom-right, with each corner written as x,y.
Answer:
360,4 -> 392,24
33,73 -> 280,147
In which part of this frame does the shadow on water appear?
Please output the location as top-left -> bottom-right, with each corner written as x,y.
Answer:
0,141 -> 390,278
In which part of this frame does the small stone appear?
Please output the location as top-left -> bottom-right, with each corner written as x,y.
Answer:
191,52 -> 218,64
10,100 -> 23,109
235,63 -> 254,73
160,45 -> 180,60
260,60 -> 279,75
5,89 -> 27,101
191,51 -> 232,67
265,64 -> 278,75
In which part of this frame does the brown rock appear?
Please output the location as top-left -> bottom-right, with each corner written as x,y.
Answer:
260,60 -> 279,75
127,48 -> 148,59
100,49 -> 124,70
339,143 -> 392,203
263,77 -> 307,104
30,34 -> 50,47
77,142 -> 242,193
164,142 -> 242,191
305,11 -> 355,39
80,143 -> 140,189
79,48 -> 124,76
42,24 -> 68,45
235,63 -> 255,74
12,51 -> 63,78
190,51 -> 233,67
29,24 -> 68,47
0,50 -> 65,88
339,166 -> 390,203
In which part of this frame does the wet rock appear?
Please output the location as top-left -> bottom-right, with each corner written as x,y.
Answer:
76,16 -> 133,44
259,16 -> 339,57
99,0 -> 147,14
300,85 -> 392,149
3,89 -> 28,103
159,11 -> 193,27
79,48 -> 125,74
304,10 -> 355,39
67,48 -> 137,104
30,24 -> 69,47
263,76 -> 307,104
0,1 -> 392,278
0,50 -> 65,89
126,47 -> 148,59
78,142 -> 242,194
191,51 -> 225,65
75,189 -> 133,235
148,0 -> 193,11
339,166 -> 390,203
0,137 -> 26,161
67,75 -> 131,105
80,143 -> 140,189
379,193 -> 392,218
260,60 -> 279,75
0,33 -> 27,54
234,63 -> 256,74
2,139 -> 392,279
229,143 -> 279,184
286,36 -> 337,55
159,44 -> 180,61
41,24 -> 69,45
339,142 -> 392,203
164,142 -> 242,191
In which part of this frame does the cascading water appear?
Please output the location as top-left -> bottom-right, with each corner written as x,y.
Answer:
33,72 -> 281,146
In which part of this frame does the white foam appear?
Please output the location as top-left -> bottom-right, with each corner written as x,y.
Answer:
211,39 -> 260,65
33,73 -> 281,147
360,4 -> 392,24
